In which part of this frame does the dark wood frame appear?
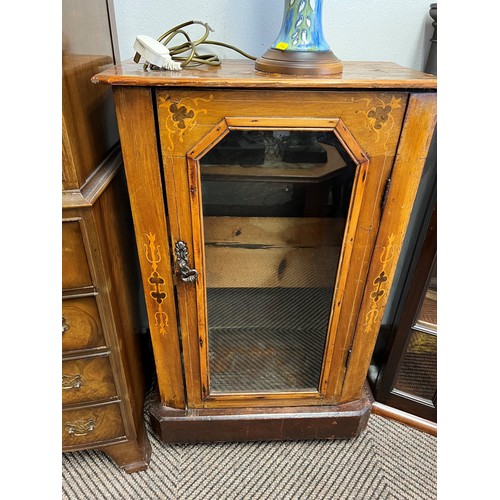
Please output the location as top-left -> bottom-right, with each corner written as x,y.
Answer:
185,117 -> 369,408
369,166 -> 437,423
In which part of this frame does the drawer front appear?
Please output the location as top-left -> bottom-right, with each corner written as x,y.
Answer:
62,355 -> 117,406
62,403 -> 124,448
62,297 -> 106,352
62,220 -> 93,289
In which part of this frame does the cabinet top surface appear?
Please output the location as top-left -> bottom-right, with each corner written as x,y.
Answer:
92,59 -> 436,90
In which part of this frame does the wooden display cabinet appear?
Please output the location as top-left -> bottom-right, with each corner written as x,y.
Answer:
93,60 -> 436,443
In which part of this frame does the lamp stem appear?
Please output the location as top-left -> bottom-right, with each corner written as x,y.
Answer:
273,0 -> 330,52
255,0 -> 342,75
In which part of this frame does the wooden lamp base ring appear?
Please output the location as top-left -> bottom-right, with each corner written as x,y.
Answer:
255,48 -> 343,76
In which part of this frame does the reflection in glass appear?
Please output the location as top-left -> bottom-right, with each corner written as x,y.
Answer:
200,130 -> 356,394
394,262 -> 437,401
416,262 -> 437,332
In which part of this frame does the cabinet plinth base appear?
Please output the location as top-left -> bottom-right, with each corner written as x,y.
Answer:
149,386 -> 372,444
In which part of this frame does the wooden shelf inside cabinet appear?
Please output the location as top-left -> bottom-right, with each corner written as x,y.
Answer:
93,59 -> 436,444
200,143 -> 348,183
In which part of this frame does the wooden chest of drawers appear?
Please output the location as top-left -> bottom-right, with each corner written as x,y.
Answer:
62,150 -> 152,472
62,0 -> 152,472
62,354 -> 116,406
62,297 -> 106,352
63,402 -> 125,448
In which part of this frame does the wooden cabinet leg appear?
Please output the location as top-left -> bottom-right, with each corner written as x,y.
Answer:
100,424 -> 152,473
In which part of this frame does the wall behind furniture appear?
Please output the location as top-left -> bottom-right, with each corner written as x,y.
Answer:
113,0 -> 434,71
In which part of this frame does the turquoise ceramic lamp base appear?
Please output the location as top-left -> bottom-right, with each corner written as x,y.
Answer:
255,0 -> 342,76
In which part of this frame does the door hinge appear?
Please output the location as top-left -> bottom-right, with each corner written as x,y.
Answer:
381,177 -> 392,211
345,348 -> 353,370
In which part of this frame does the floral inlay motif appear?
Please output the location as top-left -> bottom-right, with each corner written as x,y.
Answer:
359,96 -> 402,148
169,103 -> 195,129
144,232 -> 168,335
159,95 -> 214,151
368,105 -> 392,130
370,271 -> 389,302
364,233 -> 396,334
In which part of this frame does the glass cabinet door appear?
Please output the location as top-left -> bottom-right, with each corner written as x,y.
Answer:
393,260 -> 437,404
191,127 -> 363,397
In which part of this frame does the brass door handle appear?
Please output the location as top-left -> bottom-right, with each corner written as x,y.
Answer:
62,374 -> 83,390
175,241 -> 198,282
64,418 -> 95,437
62,316 -> 70,334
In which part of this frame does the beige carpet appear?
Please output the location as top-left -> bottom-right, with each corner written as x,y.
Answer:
62,389 -> 437,499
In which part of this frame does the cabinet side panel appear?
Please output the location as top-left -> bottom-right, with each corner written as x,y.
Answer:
341,93 -> 437,403
113,86 -> 185,409
93,167 -> 152,427
62,0 -> 119,189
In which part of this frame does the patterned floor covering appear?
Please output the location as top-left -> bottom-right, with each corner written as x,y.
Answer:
62,393 -> 437,499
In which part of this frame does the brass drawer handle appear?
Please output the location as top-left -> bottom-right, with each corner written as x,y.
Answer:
62,374 -> 83,390
175,241 -> 198,282
64,418 -> 96,437
62,316 -> 70,334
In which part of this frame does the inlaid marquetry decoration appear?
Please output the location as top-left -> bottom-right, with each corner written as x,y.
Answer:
359,96 -> 402,148
364,233 -> 396,334
144,232 -> 168,335
158,95 -> 214,151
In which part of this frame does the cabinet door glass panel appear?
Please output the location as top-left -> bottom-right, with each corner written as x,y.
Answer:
200,130 -> 356,394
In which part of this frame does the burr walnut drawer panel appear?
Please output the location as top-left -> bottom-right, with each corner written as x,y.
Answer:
62,355 -> 117,406
62,402 -> 125,448
62,296 -> 106,352
62,220 -> 93,289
